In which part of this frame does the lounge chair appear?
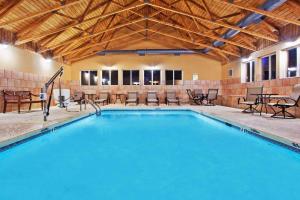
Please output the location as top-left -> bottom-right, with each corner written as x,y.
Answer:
203,89 -> 219,106
125,92 -> 139,105
268,84 -> 300,119
2,90 -> 43,113
165,90 -> 180,105
146,91 -> 159,106
94,92 -> 110,105
238,87 -> 263,113
186,89 -> 203,105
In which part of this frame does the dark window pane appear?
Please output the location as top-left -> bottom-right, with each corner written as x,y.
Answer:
90,71 -> 98,85
153,70 -> 160,85
81,71 -> 89,85
271,54 -> 276,79
123,70 -> 130,85
288,48 -> 297,77
165,70 -> 173,85
132,70 -> 140,85
246,62 -> 250,82
111,70 -> 118,85
144,70 -> 152,85
251,61 -> 255,82
262,56 -> 269,80
174,70 -> 182,85
102,70 -> 109,85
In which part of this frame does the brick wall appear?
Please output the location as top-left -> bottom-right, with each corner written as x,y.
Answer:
0,69 -> 70,113
1,68 -> 300,117
220,77 -> 300,117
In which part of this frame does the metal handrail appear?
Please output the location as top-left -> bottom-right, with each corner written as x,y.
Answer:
83,99 -> 101,116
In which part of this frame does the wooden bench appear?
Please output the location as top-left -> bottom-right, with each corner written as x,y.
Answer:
2,90 -> 43,113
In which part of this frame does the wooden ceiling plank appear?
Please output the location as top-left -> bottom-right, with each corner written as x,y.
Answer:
146,2 -> 279,42
16,2 -> 145,45
0,0 -> 85,27
148,18 -> 255,51
0,0 -> 25,20
215,0 -> 300,26
39,17 -> 145,52
53,29 -> 145,58
147,28 -> 240,57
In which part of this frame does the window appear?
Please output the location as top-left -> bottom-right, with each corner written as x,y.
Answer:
165,70 -> 182,85
262,54 -> 276,80
192,74 -> 199,80
144,70 -> 160,85
228,69 -> 233,77
102,70 -> 118,85
123,70 -> 140,85
80,70 -> 98,86
245,61 -> 255,82
287,48 -> 297,77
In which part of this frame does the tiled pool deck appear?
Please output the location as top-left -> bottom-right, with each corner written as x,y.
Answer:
0,104 -> 300,150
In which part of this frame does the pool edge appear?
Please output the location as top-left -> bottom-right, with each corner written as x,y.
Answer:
1,108 -> 299,153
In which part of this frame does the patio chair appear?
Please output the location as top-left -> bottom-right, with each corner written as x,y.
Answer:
165,90 -> 180,105
94,92 -> 110,106
238,87 -> 263,113
194,89 -> 204,99
2,90 -> 43,113
146,91 -> 159,106
186,89 -> 203,105
268,84 -> 300,119
125,92 -> 139,105
203,89 -> 219,106
67,91 -> 86,111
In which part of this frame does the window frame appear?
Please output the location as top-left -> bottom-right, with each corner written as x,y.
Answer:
122,70 -> 140,85
101,69 -> 119,85
287,47 -> 300,78
165,69 -> 183,85
261,53 -> 276,81
245,61 -> 255,83
80,70 -> 98,86
143,69 -> 161,85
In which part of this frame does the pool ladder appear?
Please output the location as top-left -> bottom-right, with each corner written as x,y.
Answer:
83,99 -> 101,116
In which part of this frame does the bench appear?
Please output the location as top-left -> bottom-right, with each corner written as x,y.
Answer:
2,90 -> 43,113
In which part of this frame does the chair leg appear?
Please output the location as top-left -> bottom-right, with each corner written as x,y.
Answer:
29,102 -> 32,111
3,102 -> 7,113
271,106 -> 295,119
18,102 -> 21,113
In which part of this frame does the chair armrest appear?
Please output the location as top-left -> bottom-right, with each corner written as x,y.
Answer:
237,97 -> 245,104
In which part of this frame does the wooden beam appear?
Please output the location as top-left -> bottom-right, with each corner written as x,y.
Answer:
53,29 -> 146,58
39,18 -> 146,52
0,0 -> 25,20
15,2 -> 145,45
147,29 -> 240,57
148,18 -> 256,51
67,37 -> 146,63
0,0 -> 85,27
146,2 -> 279,42
215,0 -> 300,26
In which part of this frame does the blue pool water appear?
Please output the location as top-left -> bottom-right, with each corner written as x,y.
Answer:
0,110 -> 300,200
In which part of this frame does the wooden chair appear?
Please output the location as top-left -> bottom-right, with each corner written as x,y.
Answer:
2,90 -> 43,113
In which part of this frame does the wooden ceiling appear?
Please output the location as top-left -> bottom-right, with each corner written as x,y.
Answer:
0,0 -> 299,63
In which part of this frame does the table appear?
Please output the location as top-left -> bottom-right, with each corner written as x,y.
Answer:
251,93 -> 278,115
111,93 -> 126,104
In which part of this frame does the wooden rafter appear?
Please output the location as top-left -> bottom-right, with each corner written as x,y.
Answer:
0,0 -> 85,27
146,1 -> 279,42
215,0 -> 300,26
